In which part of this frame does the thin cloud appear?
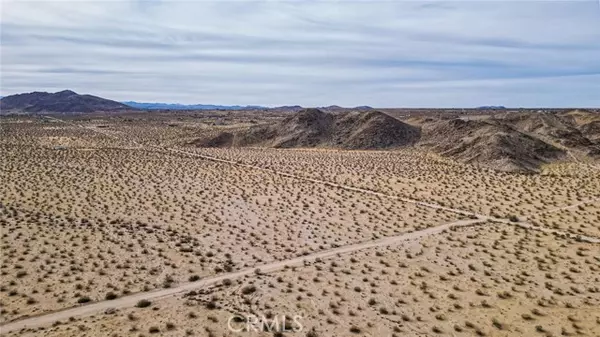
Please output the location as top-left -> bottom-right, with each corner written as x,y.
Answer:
1,0 -> 599,107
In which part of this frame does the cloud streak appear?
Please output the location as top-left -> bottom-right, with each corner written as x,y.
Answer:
1,0 -> 599,107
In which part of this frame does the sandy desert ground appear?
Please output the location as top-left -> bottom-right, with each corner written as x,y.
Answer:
1,113 -> 598,336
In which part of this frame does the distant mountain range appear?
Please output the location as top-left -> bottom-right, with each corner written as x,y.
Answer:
0,91 -> 379,113
120,102 -> 377,111
121,101 -> 266,110
0,91 -> 267,113
478,106 -> 506,109
0,89 -> 509,113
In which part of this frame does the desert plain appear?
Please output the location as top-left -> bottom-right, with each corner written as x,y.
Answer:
1,110 -> 599,337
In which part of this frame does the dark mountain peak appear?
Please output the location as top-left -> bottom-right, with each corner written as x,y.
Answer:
55,89 -> 77,95
0,90 -> 132,113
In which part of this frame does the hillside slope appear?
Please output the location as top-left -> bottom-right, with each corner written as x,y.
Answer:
193,111 -> 590,173
501,112 -> 593,149
419,119 -> 566,173
192,109 -> 420,150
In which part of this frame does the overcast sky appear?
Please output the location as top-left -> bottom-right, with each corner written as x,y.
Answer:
1,0 -> 599,107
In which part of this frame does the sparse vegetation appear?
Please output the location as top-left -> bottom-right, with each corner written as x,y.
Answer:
1,112 -> 598,337
135,299 -> 152,308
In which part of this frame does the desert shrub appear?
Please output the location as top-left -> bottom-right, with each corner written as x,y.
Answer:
77,296 -> 91,304
492,318 -> 505,330
136,299 -> 152,308
241,285 -> 256,295
105,292 -> 118,300
306,327 -> 319,337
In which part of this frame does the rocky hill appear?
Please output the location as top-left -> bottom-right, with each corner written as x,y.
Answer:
0,90 -> 132,113
419,119 -> 566,173
192,108 -> 420,150
188,109 -> 600,173
580,121 -> 600,142
501,112 -> 593,149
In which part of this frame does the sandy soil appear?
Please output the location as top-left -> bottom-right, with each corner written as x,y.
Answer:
1,114 -> 598,337
5,224 -> 599,337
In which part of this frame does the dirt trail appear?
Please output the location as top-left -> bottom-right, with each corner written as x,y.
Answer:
43,115 -> 600,242
44,116 -> 481,218
530,197 -> 600,217
1,219 -> 484,334
162,146 -> 480,216
160,146 -> 600,243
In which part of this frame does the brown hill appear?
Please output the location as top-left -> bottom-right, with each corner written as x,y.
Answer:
0,90 -> 131,113
501,112 -> 593,149
579,120 -> 600,141
558,109 -> 600,127
419,119 -> 566,173
192,109 -> 420,150
192,110 -> 591,173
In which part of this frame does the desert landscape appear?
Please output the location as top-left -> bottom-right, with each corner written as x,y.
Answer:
0,90 -> 599,336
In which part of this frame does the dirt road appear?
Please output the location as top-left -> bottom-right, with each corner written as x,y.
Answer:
0,219 -> 484,334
